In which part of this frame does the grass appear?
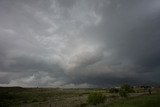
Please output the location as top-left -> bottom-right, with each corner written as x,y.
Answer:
0,87 -> 96,107
0,87 -> 160,107
109,93 -> 160,107
87,92 -> 105,105
0,87 -> 83,106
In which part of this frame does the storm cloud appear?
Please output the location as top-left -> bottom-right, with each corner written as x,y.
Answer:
0,0 -> 160,87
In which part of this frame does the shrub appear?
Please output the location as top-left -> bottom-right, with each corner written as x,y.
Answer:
119,84 -> 133,97
121,84 -> 135,93
119,89 -> 128,97
109,88 -> 119,93
87,92 -> 105,105
32,98 -> 38,102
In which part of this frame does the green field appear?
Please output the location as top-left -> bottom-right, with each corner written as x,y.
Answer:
0,87 -> 98,107
0,87 -> 159,107
109,93 -> 160,107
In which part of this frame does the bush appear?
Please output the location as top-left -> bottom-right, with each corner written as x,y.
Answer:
121,84 -> 135,93
119,84 -> 135,97
87,92 -> 105,105
109,88 -> 119,93
119,89 -> 128,97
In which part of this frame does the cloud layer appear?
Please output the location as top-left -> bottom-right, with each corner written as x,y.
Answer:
0,0 -> 160,87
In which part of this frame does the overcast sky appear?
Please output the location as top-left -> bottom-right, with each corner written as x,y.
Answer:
0,0 -> 160,87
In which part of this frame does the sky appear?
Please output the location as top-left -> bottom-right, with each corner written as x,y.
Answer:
0,0 -> 160,88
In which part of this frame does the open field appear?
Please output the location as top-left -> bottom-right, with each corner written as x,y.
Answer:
0,87 -> 160,107
109,93 -> 160,107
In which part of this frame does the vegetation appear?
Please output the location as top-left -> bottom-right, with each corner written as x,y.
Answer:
87,92 -> 105,105
0,87 -> 87,107
120,84 -> 134,93
0,86 -> 159,107
109,93 -> 160,107
119,89 -> 128,97
118,84 -> 135,97
109,88 -> 119,93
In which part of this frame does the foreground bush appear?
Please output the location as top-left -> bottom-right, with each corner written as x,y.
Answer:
109,88 -> 119,93
119,84 -> 135,98
121,84 -> 135,93
87,92 -> 105,105
119,89 -> 128,97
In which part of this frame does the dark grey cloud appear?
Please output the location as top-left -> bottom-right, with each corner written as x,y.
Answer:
0,0 -> 160,87
56,0 -> 76,8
